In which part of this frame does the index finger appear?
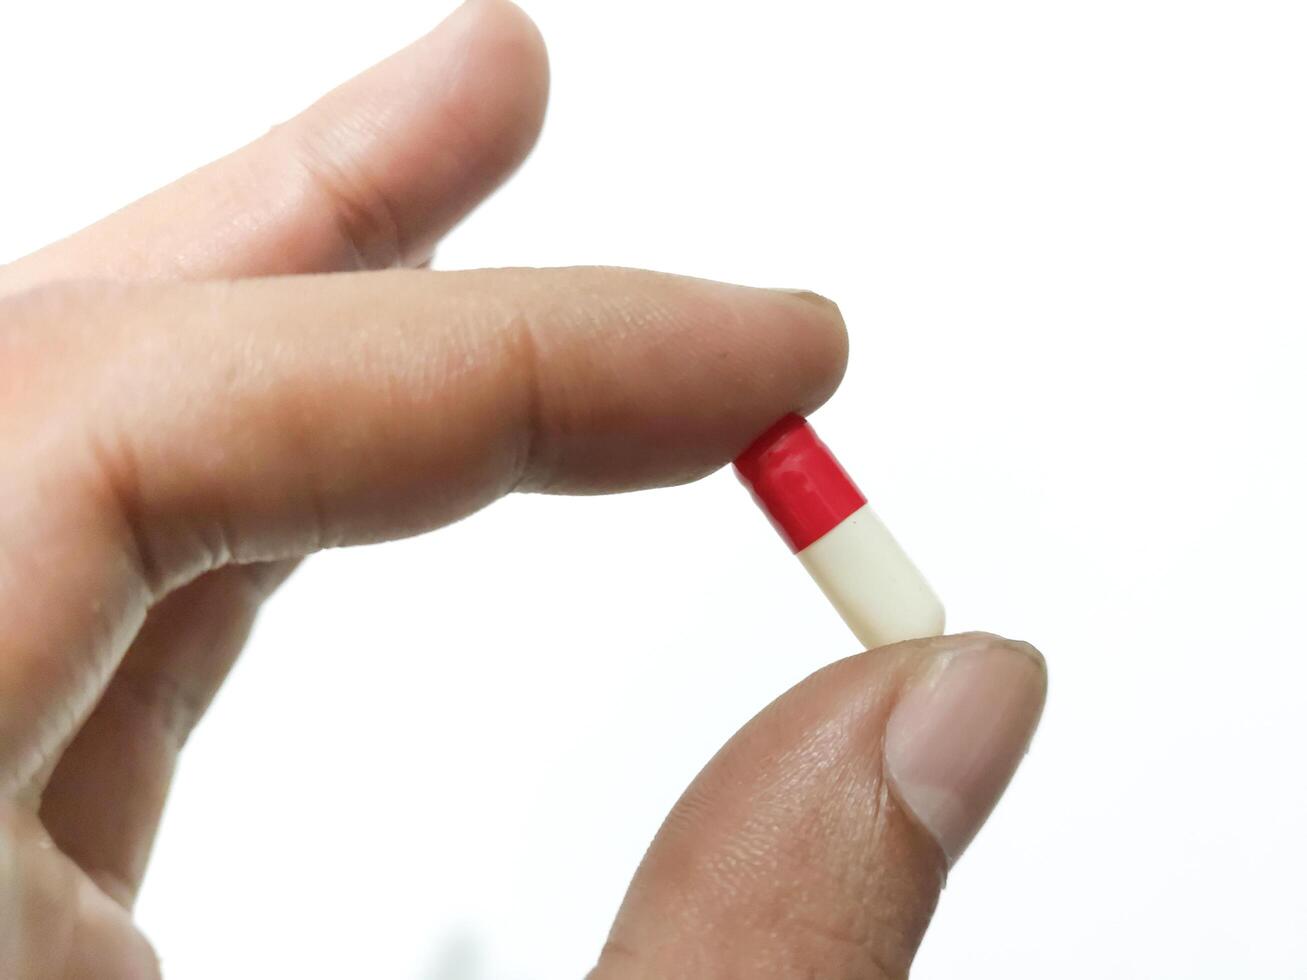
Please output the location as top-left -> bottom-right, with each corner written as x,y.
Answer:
0,267 -> 846,788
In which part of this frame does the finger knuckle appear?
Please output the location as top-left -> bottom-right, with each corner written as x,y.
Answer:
0,280 -> 136,424
292,136 -> 406,270
0,280 -> 120,427
0,280 -> 179,593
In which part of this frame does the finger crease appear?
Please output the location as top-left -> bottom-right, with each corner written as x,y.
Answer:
86,432 -> 166,605
508,309 -> 553,493
293,141 -> 406,271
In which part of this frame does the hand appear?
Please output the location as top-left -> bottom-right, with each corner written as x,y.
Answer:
0,2 -> 1046,976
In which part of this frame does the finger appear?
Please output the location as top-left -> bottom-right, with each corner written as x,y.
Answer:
0,268 -> 847,792
38,563 -> 292,906
0,805 -> 160,979
24,0 -> 547,893
592,633 -> 1047,979
0,0 -> 548,293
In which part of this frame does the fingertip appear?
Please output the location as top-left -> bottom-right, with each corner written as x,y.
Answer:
470,0 -> 551,80
491,269 -> 849,494
912,631 -> 1048,690
289,0 -> 552,268
884,632 -> 1048,867
431,0 -> 551,179
768,288 -> 850,417
713,284 -> 849,453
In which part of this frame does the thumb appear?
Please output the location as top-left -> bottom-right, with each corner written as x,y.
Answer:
593,632 -> 1047,979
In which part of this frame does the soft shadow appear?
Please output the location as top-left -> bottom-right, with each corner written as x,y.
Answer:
421,931 -> 485,980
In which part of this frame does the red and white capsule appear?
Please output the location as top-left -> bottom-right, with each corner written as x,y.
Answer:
734,415 -> 945,649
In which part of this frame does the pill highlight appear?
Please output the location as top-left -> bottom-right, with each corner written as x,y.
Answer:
734,415 -> 945,649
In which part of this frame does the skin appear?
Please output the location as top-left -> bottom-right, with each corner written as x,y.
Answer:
0,2 -> 1045,976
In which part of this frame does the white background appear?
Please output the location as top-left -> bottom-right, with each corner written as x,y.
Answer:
3,1 -> 1306,977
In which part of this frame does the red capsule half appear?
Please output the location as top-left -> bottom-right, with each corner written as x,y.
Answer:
733,414 -> 866,552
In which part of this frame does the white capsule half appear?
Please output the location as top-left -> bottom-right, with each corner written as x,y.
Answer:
735,415 -> 945,650
796,504 -> 945,649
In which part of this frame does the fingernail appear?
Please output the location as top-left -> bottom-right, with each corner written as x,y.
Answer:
884,633 -> 1047,866
773,288 -> 841,316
